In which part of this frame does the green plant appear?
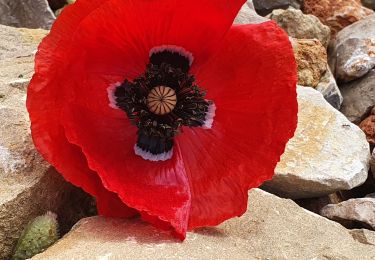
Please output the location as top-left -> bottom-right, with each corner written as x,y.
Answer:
12,212 -> 59,260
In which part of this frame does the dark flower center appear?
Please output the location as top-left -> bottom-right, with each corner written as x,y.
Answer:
113,48 -> 212,160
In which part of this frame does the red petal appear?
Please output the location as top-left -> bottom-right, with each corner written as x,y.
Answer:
27,0 -> 136,218
59,22 -> 296,238
61,103 -> 191,238
185,21 -> 297,228
28,0 -> 296,239
63,0 -> 246,79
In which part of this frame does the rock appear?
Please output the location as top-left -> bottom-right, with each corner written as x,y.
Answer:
350,229 -> 375,245
330,14 -> 375,82
234,1 -> 269,24
340,69 -> 375,124
32,189 -> 375,260
303,0 -> 374,37
252,0 -> 302,16
292,38 -> 328,88
290,36 -> 342,109
316,66 -> 343,109
0,25 -> 94,260
47,0 -> 66,11
295,192 -> 344,215
0,25 -> 47,61
262,86 -> 370,199
359,109 -> 375,145
371,149 -> 375,177
0,0 -> 55,30
0,24 -> 48,176
269,9 -> 331,48
362,0 -> 375,10
320,198 -> 375,230
340,173 -> 375,201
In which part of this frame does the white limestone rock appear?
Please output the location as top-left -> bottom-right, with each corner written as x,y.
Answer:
263,86 -> 370,199
32,189 -> 375,260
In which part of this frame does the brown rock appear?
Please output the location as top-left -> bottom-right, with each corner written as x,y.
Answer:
33,189 -> 375,260
371,149 -> 375,177
303,0 -> 374,37
360,109 -> 375,144
362,0 -> 375,10
292,38 -> 328,87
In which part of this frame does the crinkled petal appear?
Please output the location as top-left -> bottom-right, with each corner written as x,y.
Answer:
28,0 -> 296,240
59,22 -> 297,238
27,0 -> 136,217
61,102 -> 190,239
184,21 -> 297,228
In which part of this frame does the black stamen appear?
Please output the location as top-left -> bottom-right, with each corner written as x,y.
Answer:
114,63 -> 209,157
150,50 -> 191,72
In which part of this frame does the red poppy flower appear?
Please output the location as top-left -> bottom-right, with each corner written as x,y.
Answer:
27,0 -> 297,240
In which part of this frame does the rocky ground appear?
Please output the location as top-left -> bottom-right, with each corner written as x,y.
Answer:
0,0 -> 374,259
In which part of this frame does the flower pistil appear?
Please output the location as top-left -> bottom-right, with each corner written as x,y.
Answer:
111,48 -> 213,161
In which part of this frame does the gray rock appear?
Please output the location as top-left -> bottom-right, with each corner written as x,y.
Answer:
269,9 -> 331,48
234,1 -> 269,24
263,86 -> 370,199
320,198 -> 375,230
330,14 -> 375,82
350,229 -> 375,246
362,0 -> 375,10
253,0 -> 302,16
0,24 -> 94,260
0,0 -> 55,30
316,66 -> 343,109
32,189 -> 375,260
340,69 -> 375,124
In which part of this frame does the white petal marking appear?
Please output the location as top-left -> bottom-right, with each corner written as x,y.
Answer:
107,82 -> 122,109
203,102 -> 216,129
134,145 -> 173,162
